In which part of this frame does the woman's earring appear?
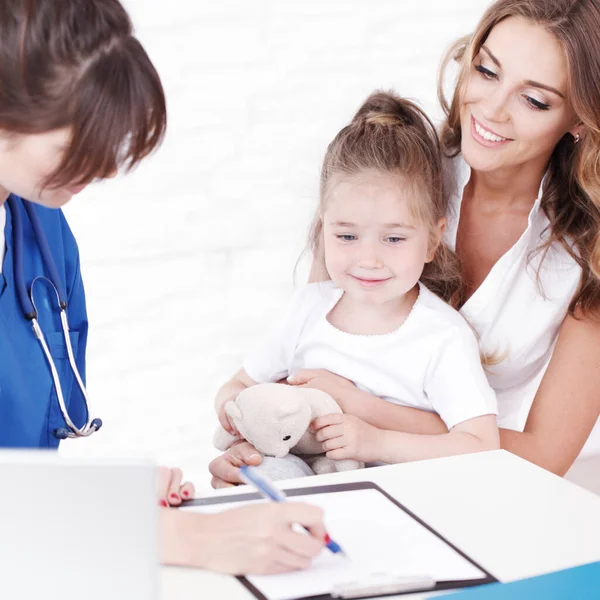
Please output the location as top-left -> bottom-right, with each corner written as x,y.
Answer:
573,132 -> 581,144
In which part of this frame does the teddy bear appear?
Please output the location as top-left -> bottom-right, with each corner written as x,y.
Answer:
213,382 -> 363,476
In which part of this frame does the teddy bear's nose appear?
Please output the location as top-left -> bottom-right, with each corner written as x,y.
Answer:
283,435 -> 291,441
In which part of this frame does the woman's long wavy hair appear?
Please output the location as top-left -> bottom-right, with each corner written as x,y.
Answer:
438,0 -> 600,318
308,90 -> 462,304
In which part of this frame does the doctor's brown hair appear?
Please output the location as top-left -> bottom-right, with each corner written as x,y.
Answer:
308,90 -> 462,304
438,0 -> 600,318
0,0 -> 166,188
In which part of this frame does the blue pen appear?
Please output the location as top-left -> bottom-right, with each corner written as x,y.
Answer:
239,465 -> 347,558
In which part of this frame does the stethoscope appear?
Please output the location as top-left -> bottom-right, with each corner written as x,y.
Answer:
7,195 -> 102,440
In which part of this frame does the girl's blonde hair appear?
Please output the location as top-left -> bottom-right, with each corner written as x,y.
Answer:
308,90 -> 461,304
438,0 -> 600,318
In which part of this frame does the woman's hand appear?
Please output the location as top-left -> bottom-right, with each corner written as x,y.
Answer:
313,413 -> 381,462
203,503 -> 325,574
157,467 -> 195,506
287,369 -> 356,411
208,441 -> 263,488
161,502 -> 326,574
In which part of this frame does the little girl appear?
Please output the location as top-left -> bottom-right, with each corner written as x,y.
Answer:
215,91 -> 499,472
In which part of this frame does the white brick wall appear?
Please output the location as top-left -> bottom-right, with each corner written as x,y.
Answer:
60,0 -> 492,490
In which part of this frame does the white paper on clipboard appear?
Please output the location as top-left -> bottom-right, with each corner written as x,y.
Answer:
182,483 -> 492,600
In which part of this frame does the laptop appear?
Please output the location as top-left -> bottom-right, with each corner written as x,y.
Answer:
0,450 -> 159,600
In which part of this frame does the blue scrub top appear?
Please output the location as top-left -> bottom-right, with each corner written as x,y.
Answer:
0,195 -> 88,448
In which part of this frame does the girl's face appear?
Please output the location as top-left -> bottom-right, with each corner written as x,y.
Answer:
459,16 -> 581,175
0,128 -> 89,208
322,171 -> 444,307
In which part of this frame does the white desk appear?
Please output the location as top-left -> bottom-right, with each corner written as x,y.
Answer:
161,450 -> 600,599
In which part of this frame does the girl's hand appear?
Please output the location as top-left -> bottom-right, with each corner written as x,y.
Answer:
209,441 -> 263,489
157,467 -> 195,507
313,413 -> 380,462
217,402 -> 240,436
287,369 -> 356,411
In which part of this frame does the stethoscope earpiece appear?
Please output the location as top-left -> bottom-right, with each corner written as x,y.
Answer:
53,428 -> 71,440
53,418 -> 102,440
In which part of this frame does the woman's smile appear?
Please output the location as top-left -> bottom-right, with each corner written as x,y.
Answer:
470,115 -> 512,147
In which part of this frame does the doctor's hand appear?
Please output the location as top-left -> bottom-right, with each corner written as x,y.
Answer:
313,413 -> 381,462
287,369 -> 357,412
209,441 -> 263,488
161,502 -> 326,574
157,467 -> 195,507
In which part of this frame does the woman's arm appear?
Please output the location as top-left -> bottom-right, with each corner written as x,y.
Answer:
314,413 -> 499,463
160,502 -> 326,574
337,385 -> 449,434
499,313 -> 600,475
292,310 -> 600,475
375,414 -> 499,463
289,369 -> 448,434
157,462 -> 326,573
208,314 -> 600,482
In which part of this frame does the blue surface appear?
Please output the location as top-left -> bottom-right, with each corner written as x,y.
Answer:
0,196 -> 88,447
445,562 -> 600,599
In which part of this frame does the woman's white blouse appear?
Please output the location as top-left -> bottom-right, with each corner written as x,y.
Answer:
445,155 -> 600,457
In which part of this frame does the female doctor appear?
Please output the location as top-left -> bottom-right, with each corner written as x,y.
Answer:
0,0 -> 325,575
210,0 -> 600,486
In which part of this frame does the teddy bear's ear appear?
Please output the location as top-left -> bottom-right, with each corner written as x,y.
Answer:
275,398 -> 301,418
225,401 -> 243,423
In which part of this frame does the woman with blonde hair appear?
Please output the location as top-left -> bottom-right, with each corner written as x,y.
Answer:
211,0 -> 600,485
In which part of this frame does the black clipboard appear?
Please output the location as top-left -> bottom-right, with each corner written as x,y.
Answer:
183,481 -> 497,599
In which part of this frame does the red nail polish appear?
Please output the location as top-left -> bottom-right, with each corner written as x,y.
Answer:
159,500 -> 167,507
170,493 -> 179,501
324,534 -> 331,544
182,490 -> 189,498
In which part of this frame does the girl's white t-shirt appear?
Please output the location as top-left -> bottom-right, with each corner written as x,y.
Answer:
243,280 -> 497,430
445,155 -> 600,457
